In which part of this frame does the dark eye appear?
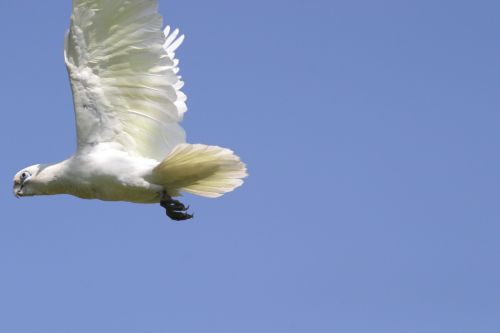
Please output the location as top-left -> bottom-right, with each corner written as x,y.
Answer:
21,172 -> 30,181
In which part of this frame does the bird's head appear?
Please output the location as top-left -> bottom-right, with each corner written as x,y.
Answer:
13,165 -> 42,198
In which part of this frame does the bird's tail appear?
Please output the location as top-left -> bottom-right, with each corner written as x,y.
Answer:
152,143 -> 247,198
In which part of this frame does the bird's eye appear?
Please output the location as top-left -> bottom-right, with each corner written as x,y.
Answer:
20,172 -> 31,181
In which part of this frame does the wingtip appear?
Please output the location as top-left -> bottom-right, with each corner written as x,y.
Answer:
163,25 -> 171,36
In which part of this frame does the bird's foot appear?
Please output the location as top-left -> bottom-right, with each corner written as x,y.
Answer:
160,195 -> 193,221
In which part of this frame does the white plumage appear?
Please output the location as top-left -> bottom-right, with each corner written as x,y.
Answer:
13,0 -> 247,220
65,0 -> 187,159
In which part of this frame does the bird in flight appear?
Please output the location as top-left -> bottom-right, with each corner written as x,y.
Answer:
13,0 -> 247,221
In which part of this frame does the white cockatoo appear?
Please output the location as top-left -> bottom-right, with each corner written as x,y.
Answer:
13,0 -> 247,220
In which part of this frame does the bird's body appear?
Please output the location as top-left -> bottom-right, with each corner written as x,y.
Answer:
13,0 -> 247,220
30,145 -> 161,203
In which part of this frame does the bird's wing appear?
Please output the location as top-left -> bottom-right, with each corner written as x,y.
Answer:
64,0 -> 187,161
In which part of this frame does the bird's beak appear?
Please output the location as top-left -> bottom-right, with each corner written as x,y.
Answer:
13,184 -> 22,198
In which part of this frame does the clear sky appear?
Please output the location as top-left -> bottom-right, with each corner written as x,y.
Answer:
1,0 -> 499,332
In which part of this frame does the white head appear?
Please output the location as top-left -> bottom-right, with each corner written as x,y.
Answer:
13,165 -> 42,198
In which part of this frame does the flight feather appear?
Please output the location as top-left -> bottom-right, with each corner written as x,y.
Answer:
64,0 -> 187,161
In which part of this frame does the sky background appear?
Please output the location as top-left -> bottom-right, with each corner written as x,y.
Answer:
0,0 -> 499,332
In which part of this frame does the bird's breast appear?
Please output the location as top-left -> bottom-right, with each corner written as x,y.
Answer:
62,149 -> 161,203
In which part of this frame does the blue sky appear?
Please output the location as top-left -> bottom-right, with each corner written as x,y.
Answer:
1,0 -> 499,332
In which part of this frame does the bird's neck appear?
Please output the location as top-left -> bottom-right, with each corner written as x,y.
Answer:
32,160 -> 71,195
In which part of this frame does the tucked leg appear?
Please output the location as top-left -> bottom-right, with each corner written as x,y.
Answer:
160,193 -> 193,221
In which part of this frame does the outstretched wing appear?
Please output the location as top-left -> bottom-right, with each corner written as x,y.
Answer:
64,0 -> 187,161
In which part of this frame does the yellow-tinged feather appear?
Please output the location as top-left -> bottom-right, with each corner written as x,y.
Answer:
152,144 -> 247,198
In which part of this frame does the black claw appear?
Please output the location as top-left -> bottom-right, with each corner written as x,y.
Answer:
164,199 -> 187,211
166,210 -> 194,221
160,197 -> 194,221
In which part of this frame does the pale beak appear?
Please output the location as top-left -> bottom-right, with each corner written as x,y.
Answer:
13,184 -> 22,198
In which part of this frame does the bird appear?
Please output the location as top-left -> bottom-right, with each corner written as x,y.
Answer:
12,0 -> 247,221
